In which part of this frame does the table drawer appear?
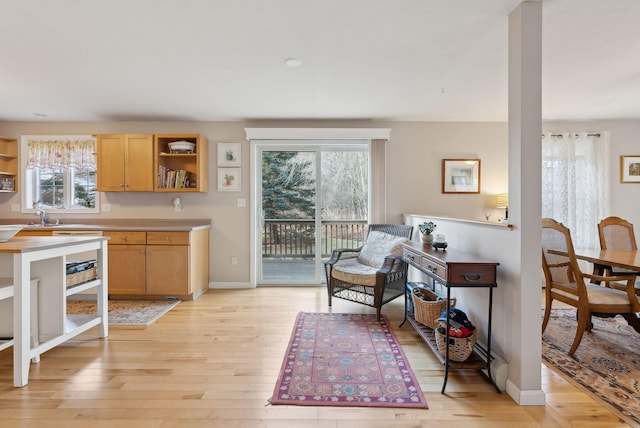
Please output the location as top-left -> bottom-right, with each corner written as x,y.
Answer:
403,247 -> 423,265
147,231 -> 190,245
420,258 -> 447,282
104,231 -> 146,245
448,264 -> 496,285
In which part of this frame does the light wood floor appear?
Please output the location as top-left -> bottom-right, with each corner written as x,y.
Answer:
0,287 -> 630,427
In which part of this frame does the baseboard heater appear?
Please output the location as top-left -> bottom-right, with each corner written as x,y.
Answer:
474,341 -> 508,392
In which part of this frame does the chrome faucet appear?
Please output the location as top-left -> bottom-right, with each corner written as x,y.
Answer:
35,208 -> 48,225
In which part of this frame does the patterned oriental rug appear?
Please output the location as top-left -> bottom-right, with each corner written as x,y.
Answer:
66,299 -> 180,326
542,308 -> 640,427
271,312 -> 428,408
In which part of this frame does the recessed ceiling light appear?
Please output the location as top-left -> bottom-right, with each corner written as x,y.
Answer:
285,58 -> 302,68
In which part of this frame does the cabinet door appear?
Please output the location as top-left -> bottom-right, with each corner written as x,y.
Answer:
145,245 -> 189,296
125,134 -> 154,191
107,245 -> 146,294
96,135 -> 126,191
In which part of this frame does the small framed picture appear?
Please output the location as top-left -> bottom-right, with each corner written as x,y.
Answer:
621,155 -> 640,183
218,168 -> 241,192
442,159 -> 481,193
217,142 -> 241,167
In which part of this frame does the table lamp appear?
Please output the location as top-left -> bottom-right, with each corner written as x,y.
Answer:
496,193 -> 509,224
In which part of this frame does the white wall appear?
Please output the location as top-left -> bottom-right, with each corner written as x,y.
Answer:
0,120 -> 511,286
1,118 -> 635,284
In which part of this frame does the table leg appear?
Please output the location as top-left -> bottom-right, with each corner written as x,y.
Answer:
97,241 -> 109,338
13,254 -> 30,387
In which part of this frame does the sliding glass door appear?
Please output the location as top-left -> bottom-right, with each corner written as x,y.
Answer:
255,142 -> 368,285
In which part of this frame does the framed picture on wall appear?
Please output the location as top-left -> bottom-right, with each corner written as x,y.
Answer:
442,159 -> 481,193
218,167 -> 241,192
217,142 -> 241,167
621,155 -> 640,183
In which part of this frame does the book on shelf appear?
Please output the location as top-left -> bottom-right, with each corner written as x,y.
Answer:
0,177 -> 14,191
157,165 -> 194,188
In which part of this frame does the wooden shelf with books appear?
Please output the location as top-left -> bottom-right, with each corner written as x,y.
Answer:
0,136 -> 18,193
153,134 -> 208,192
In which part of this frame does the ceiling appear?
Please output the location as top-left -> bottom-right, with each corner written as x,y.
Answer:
1,0 -> 639,123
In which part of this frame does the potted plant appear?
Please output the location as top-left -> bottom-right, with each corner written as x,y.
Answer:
418,221 -> 437,245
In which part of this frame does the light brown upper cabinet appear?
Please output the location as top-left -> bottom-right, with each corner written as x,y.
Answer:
154,134 -> 208,192
96,134 -> 154,192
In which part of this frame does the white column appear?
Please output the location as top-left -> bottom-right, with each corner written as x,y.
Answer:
506,1 -> 545,405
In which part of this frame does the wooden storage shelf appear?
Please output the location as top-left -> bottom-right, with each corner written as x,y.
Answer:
154,134 -> 208,192
0,136 -> 18,192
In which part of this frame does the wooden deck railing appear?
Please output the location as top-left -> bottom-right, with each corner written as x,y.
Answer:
262,220 -> 367,258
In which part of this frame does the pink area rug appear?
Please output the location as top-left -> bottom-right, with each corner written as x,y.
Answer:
271,312 -> 428,408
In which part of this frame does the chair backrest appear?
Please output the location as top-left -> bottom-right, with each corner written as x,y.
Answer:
541,218 -> 586,301
367,224 -> 414,240
598,216 -> 637,250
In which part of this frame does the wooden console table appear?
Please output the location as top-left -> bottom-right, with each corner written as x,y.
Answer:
402,241 -> 500,393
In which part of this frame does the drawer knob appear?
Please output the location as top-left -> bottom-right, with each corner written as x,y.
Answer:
462,273 -> 483,282
427,264 -> 438,273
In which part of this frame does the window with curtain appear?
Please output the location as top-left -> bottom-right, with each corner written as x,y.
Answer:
541,132 -> 610,249
22,136 -> 99,212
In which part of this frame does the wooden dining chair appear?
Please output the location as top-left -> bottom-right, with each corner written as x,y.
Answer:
597,216 -> 640,294
541,218 -> 640,355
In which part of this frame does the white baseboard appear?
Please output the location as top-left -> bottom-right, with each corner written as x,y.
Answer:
505,379 -> 546,405
209,281 -> 253,289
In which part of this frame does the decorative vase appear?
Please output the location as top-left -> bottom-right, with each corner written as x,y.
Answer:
421,234 -> 433,245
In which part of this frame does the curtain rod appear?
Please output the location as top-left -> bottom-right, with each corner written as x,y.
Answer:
544,133 -> 601,138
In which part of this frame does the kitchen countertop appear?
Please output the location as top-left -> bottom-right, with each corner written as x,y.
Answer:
0,218 -> 212,232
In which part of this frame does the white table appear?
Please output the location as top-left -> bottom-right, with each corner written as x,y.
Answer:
0,236 -> 109,387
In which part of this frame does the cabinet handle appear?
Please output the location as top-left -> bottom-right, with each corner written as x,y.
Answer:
462,273 -> 483,282
406,254 -> 415,261
427,264 -> 438,273
121,236 -> 127,241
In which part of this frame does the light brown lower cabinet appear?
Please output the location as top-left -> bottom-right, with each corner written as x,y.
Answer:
104,229 -> 208,299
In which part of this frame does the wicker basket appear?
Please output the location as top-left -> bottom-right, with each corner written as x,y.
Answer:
411,287 -> 456,329
66,260 -> 97,288
434,323 -> 477,362
66,267 -> 97,288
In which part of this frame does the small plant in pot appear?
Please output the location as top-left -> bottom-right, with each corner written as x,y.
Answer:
418,221 -> 437,245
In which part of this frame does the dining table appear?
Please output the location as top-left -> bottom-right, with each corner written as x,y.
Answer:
574,248 -> 640,276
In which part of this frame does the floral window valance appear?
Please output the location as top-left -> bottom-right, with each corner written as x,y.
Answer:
26,138 -> 96,169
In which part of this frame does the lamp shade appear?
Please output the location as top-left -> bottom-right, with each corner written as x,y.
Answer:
496,193 -> 509,208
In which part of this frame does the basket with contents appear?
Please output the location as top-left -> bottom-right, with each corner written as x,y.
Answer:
434,308 -> 477,362
411,286 -> 456,329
